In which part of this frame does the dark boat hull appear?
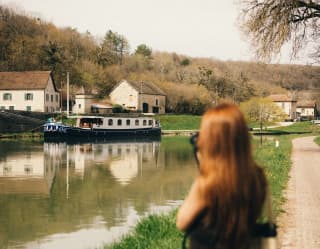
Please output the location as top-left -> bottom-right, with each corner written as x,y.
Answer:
44,126 -> 161,141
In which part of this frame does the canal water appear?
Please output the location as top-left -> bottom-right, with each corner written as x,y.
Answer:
0,137 -> 197,249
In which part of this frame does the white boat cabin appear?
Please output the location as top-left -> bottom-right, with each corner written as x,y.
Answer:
75,116 -> 159,130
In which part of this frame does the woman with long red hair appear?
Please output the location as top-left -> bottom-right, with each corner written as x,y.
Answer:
176,103 -> 267,249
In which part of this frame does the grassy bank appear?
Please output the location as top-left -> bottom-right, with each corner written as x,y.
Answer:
158,115 -> 201,130
269,121 -> 320,134
315,136 -> 320,145
103,134 -> 294,249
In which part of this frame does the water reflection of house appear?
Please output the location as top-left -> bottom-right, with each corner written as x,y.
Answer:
72,143 -> 94,177
108,142 -> 161,185
0,151 -> 56,195
110,153 -> 139,185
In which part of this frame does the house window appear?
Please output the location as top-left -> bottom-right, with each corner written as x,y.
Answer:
56,95 -> 59,102
108,119 -> 113,126
155,99 -> 158,106
25,93 -> 33,100
9,106 -> 14,110
117,119 -> 122,126
0,106 -> 5,110
46,94 -> 49,101
78,104 -> 81,109
51,95 -> 53,102
126,119 -> 131,126
135,119 -> 139,126
3,93 -> 12,101
148,120 -> 152,125
26,106 -> 31,111
143,120 -> 147,126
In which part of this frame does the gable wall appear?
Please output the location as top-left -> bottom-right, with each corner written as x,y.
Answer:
44,77 -> 60,112
110,81 -> 139,110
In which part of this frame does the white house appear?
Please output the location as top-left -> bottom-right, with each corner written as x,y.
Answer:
110,79 -> 166,114
296,100 -> 316,119
269,94 -> 297,120
72,86 -> 94,114
0,71 -> 60,113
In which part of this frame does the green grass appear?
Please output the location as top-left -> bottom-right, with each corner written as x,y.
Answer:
314,136 -> 320,146
158,114 -> 271,130
253,135 -> 292,217
105,212 -> 182,249
103,134 -> 295,249
157,115 -> 201,130
270,121 -> 320,134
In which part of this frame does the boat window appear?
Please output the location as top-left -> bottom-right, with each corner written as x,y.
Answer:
108,119 -> 113,126
135,119 -> 139,126
126,119 -> 130,126
96,118 -> 103,125
143,120 -> 147,126
118,119 -> 122,126
148,120 -> 152,125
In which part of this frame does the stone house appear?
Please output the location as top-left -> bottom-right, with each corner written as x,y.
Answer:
110,79 -> 166,114
296,100 -> 317,120
0,71 -> 60,113
72,86 -> 94,114
269,94 -> 297,120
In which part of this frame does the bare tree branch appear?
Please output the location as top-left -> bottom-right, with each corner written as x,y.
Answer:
238,0 -> 320,62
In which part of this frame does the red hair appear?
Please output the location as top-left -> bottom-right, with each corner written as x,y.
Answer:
197,103 -> 266,249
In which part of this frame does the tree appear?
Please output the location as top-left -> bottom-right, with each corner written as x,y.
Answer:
135,44 -> 152,57
98,30 -> 129,66
240,97 -> 286,130
198,67 -> 236,104
233,72 -> 255,103
239,0 -> 320,61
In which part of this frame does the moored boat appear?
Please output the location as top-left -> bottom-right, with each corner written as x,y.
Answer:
44,115 -> 161,140
43,119 -> 69,138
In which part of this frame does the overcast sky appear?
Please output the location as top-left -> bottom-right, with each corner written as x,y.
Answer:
0,0 -> 311,64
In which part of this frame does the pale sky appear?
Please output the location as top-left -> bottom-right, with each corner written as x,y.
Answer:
0,0 -> 311,64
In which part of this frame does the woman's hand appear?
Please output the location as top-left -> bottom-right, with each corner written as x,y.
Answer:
176,178 -> 206,231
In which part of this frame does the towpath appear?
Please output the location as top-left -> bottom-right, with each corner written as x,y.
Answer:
278,136 -> 320,249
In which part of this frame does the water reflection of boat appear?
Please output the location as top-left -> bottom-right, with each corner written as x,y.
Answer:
44,115 -> 161,140
44,138 -> 162,185
44,134 -> 161,144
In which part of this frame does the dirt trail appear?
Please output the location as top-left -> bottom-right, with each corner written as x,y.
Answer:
278,136 -> 320,249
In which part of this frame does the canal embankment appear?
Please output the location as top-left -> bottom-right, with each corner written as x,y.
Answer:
103,134 -> 294,249
102,122 -> 320,249
0,110 -> 48,133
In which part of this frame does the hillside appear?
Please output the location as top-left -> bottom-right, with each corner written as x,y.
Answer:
1,5 -> 320,114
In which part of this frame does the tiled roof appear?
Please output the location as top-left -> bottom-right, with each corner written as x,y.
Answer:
0,71 -> 53,90
121,80 -> 166,96
297,100 -> 316,108
268,94 -> 297,102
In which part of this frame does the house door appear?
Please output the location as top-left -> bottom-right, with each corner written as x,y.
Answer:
152,106 -> 159,113
143,103 -> 149,113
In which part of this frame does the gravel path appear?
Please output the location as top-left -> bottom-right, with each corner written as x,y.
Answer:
278,136 -> 320,249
